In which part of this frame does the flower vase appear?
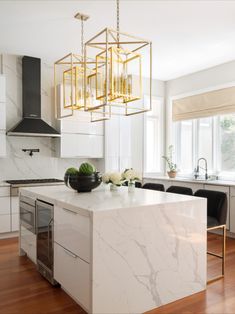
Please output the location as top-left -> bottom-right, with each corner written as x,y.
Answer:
110,183 -> 119,191
128,181 -> 135,193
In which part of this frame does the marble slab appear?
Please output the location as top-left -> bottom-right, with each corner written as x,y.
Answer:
92,197 -> 207,313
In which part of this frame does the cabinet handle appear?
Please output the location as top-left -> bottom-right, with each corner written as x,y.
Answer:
63,248 -> 77,259
62,208 -> 77,215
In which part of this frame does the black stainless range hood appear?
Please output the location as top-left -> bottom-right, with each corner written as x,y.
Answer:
7,56 -> 60,137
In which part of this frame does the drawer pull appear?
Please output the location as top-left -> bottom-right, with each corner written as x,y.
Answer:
63,248 -> 77,259
62,208 -> 77,215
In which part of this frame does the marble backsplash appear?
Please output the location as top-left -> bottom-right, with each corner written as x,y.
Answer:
0,54 -> 99,180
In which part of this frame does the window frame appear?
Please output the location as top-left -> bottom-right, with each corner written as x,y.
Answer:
174,115 -> 235,179
143,95 -> 164,177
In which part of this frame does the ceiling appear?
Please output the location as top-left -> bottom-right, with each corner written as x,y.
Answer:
1,0 -> 235,80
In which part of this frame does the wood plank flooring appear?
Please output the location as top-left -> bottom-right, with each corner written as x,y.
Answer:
0,234 -> 234,314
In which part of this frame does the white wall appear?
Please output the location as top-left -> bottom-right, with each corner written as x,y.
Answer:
165,60 -> 235,148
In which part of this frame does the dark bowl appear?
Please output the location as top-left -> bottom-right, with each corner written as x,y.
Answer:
64,172 -> 101,192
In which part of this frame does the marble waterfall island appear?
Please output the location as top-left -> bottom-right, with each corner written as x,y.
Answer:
20,185 -> 207,314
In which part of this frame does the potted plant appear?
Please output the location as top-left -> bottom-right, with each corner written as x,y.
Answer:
102,172 -> 124,191
122,168 -> 141,193
162,145 -> 178,178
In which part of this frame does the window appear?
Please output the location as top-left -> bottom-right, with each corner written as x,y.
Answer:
174,114 -> 235,177
198,117 -> 213,171
144,96 -> 163,174
219,114 -> 235,173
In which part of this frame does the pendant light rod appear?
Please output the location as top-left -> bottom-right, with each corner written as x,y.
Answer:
117,0 -> 120,46
74,12 -> 90,58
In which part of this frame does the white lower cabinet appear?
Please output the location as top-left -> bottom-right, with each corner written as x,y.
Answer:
0,195 -> 11,233
11,213 -> 19,232
11,196 -> 19,231
54,206 -> 90,263
54,242 -> 90,312
229,187 -> 235,233
20,226 -> 36,263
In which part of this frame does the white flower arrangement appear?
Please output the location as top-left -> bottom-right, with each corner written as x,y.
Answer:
122,168 -> 141,183
102,172 -> 124,186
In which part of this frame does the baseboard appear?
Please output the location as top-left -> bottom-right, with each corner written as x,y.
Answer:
0,232 -> 19,239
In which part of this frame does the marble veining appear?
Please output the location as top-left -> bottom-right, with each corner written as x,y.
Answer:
21,185 -> 207,314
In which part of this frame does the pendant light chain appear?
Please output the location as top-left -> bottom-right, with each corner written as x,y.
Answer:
81,18 -> 84,60
117,0 -> 120,46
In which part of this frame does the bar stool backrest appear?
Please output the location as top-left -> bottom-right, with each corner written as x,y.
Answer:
142,183 -> 165,191
194,189 -> 227,225
166,185 -> 193,196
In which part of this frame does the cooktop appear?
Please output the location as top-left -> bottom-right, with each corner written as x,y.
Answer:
6,178 -> 64,185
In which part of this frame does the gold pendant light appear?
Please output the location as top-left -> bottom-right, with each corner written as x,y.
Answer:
54,13 -> 99,119
84,0 -> 152,121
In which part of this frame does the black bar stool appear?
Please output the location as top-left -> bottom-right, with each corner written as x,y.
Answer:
142,183 -> 165,191
166,185 -> 193,195
194,189 -> 227,283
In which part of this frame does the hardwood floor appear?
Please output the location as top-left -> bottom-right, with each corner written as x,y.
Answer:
0,234 -> 234,314
0,237 -> 85,314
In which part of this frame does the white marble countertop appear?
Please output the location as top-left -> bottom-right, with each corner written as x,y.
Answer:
145,175 -> 235,187
20,184 -> 203,215
0,181 -> 10,187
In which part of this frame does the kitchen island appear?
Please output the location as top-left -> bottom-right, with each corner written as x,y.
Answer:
20,185 -> 207,314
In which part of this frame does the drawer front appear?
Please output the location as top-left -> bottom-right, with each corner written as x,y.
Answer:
0,187 -> 10,197
11,213 -> 19,232
54,206 -> 90,263
0,196 -> 10,215
54,242 -> 90,312
0,214 -> 11,233
20,226 -> 36,263
11,196 -> 19,214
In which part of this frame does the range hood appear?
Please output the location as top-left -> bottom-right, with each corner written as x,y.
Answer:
7,56 -> 60,137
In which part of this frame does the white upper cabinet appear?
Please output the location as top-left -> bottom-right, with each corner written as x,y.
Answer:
56,85 -> 104,158
58,133 -> 103,158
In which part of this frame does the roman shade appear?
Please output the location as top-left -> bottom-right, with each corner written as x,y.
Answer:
172,86 -> 235,121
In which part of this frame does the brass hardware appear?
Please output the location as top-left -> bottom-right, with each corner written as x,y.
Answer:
207,225 -> 226,284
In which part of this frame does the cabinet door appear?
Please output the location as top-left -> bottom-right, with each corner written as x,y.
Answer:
61,117 -> 103,136
0,196 -> 11,233
20,226 -> 37,263
0,130 -> 6,157
204,184 -> 230,230
54,206 -> 90,263
54,242 -> 90,312
11,197 -> 19,231
60,133 -> 103,158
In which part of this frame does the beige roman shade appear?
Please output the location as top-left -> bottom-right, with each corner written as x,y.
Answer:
172,86 -> 235,121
